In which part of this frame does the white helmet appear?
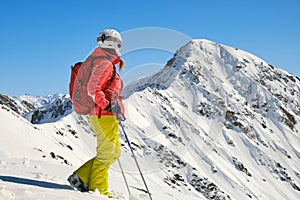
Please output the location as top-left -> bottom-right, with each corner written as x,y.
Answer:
97,29 -> 122,56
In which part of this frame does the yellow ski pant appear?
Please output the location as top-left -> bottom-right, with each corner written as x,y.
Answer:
75,115 -> 121,196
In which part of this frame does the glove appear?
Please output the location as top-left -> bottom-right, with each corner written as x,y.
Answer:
104,102 -> 121,114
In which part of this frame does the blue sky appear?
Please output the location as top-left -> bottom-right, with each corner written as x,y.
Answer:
0,0 -> 299,96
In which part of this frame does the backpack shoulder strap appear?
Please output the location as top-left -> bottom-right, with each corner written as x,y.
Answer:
109,64 -> 117,82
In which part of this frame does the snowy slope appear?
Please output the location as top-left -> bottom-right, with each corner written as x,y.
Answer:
0,97 -> 103,199
1,39 -> 300,200
0,95 -> 202,199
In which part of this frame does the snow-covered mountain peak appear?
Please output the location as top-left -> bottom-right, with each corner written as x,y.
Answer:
172,39 -> 276,83
123,38 -> 300,199
125,39 -> 268,94
126,39 -> 299,124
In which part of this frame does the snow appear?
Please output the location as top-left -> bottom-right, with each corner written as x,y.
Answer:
1,39 -> 300,200
0,98 -> 203,200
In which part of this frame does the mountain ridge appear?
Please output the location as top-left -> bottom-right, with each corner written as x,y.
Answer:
122,39 -> 300,199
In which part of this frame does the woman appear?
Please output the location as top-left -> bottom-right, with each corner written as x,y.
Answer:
68,29 -> 125,197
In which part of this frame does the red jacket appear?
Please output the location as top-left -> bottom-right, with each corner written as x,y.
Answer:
86,47 -> 124,117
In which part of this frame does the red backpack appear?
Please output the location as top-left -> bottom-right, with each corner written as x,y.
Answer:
69,56 -> 115,115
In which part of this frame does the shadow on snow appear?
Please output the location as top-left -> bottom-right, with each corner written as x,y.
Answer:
0,175 -> 74,190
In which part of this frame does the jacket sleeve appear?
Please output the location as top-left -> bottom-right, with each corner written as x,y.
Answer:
108,75 -> 125,118
87,59 -> 112,109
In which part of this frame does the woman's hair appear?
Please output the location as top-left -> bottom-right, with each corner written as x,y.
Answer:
119,59 -> 124,71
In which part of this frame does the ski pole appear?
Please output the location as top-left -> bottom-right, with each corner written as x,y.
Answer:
117,159 -> 131,196
118,119 -> 153,200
